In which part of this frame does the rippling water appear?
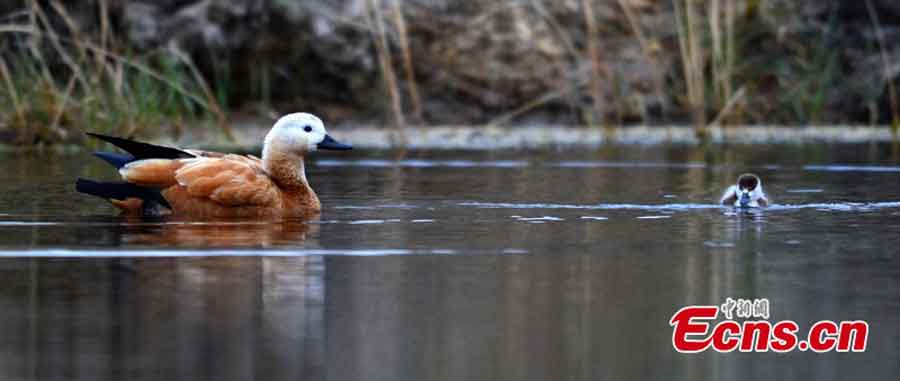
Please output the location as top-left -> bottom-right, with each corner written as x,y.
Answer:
1,144 -> 900,380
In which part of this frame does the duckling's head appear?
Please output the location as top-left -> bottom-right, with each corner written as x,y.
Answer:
735,173 -> 763,207
264,113 -> 352,156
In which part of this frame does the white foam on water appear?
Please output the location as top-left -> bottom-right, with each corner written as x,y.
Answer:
637,215 -> 671,220
580,216 -> 609,220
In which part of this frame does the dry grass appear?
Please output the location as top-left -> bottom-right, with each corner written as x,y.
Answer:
673,0 -> 706,134
366,0 -> 406,131
672,0 -> 745,134
709,0 -> 737,121
390,0 -> 423,122
0,1 -> 226,144
865,0 -> 899,133
616,0 -> 667,117
581,0 -> 607,126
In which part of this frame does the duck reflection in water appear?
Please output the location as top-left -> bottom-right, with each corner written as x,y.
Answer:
115,216 -> 319,247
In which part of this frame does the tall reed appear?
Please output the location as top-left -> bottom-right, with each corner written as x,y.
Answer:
864,0 -> 899,133
673,0 -> 706,133
366,0 -> 406,130
709,0 -> 737,120
581,0 -> 607,125
391,0 -> 422,122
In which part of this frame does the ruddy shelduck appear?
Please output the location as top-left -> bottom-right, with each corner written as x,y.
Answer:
719,173 -> 770,208
76,113 -> 351,217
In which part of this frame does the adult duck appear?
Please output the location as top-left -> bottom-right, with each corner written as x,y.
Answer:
76,113 -> 351,217
719,173 -> 770,208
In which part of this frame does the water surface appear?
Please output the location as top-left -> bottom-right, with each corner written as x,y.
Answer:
1,144 -> 899,380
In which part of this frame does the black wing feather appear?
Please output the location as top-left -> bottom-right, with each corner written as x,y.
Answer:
75,178 -> 172,210
86,132 -> 195,160
93,151 -> 135,169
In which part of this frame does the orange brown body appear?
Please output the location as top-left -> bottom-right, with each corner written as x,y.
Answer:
120,154 -> 320,217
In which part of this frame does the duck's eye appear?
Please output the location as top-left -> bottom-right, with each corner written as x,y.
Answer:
303,125 -> 313,133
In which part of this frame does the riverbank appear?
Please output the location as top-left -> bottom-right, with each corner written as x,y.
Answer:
169,124 -> 900,151
3,124 -> 898,153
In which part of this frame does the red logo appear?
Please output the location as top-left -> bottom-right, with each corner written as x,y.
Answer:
670,300 -> 868,353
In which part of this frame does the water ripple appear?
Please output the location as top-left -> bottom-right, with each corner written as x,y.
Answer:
459,202 -> 722,210
0,248 -> 530,257
460,201 -> 900,212
515,216 -> 565,222
552,161 -> 706,169
316,159 -> 528,168
804,165 -> 900,173
768,202 -> 900,211
785,189 -> 825,193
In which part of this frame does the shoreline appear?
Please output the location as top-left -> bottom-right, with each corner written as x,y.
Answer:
186,125 -> 900,151
2,126 -> 899,152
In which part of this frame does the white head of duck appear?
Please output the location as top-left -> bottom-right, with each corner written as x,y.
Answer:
720,173 -> 769,208
263,112 -> 352,156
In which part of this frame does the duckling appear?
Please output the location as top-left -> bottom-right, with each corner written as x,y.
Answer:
75,113 -> 351,217
720,173 -> 769,208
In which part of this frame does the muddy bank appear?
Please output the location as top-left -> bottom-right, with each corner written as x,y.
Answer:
170,124 -> 900,150
2,125 -> 897,152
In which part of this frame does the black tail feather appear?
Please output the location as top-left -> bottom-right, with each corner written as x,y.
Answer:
86,132 -> 195,160
93,151 -> 135,169
75,178 -> 171,210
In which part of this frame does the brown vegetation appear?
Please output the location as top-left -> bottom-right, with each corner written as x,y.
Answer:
1,1 -> 900,145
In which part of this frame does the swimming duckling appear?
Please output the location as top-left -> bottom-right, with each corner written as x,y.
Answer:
76,113 -> 351,217
720,173 -> 769,208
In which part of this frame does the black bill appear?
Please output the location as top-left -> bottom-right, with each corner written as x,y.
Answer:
739,192 -> 750,208
317,134 -> 353,151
